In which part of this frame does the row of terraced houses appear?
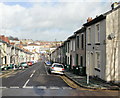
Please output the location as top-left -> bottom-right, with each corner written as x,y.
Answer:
0,36 -> 40,70
50,3 -> 120,83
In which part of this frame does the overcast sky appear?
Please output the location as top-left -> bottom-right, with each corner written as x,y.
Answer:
0,0 -> 118,41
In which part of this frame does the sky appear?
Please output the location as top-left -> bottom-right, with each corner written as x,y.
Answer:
0,0 -> 118,41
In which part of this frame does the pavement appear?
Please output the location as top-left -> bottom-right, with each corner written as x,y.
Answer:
64,70 -> 120,90
0,69 -> 14,76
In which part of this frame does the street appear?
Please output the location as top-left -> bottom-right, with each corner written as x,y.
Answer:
0,61 -> 119,96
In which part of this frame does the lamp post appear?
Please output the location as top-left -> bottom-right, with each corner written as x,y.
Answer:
87,53 -> 90,84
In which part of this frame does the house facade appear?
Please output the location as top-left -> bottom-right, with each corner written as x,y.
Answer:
50,3 -> 120,83
0,37 -> 34,69
68,35 -> 76,70
0,40 -> 8,65
105,6 -> 120,83
84,15 -> 106,78
74,27 -> 86,75
65,40 -> 71,70
84,6 -> 120,83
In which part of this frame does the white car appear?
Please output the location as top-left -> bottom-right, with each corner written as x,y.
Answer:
49,63 -> 65,75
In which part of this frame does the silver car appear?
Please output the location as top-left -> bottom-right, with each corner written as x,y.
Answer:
49,63 -> 65,75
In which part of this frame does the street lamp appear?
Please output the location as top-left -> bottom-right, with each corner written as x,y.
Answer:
87,53 -> 90,84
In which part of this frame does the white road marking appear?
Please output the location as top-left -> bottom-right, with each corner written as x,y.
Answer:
23,86 -> 34,88
33,70 -> 36,74
36,86 -> 72,90
37,86 -> 47,89
23,79 -> 30,88
0,86 -> 73,89
10,86 -> 19,88
30,70 -> 36,78
23,70 -> 36,88
62,87 -> 72,89
0,87 -> 7,89
30,74 -> 34,78
49,86 -> 60,89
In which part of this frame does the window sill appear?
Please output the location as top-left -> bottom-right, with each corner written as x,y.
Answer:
94,68 -> 100,72
87,43 -> 91,45
95,43 -> 100,45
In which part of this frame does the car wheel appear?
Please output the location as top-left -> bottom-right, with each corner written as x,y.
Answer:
48,69 -> 51,74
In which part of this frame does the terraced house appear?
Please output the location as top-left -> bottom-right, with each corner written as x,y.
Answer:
68,35 -> 76,71
0,35 -> 33,70
50,3 -> 120,83
74,27 -> 86,75
84,4 -> 120,83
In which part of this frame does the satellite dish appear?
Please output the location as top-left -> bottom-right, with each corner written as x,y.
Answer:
108,33 -> 115,40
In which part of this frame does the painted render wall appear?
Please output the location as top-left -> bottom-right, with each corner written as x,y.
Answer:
86,19 -> 106,79
6,46 -> 11,65
76,32 -> 86,67
105,8 -> 120,83
66,41 -> 70,66
70,38 -> 76,69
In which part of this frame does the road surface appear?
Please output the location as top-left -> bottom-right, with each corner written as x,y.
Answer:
0,61 -> 119,97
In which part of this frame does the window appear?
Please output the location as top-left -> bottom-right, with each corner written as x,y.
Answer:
95,52 -> 101,69
70,41 -> 72,51
77,36 -> 79,49
54,64 -> 64,68
65,44 -> 67,52
81,34 -> 84,49
87,27 -> 91,43
76,54 -> 78,66
95,24 -> 100,43
80,56 -> 83,67
65,56 -> 67,64
68,57 -> 69,64
73,40 -> 75,51
68,43 -> 69,53
72,40 -> 74,51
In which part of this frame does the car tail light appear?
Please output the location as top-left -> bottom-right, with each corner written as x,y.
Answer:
62,68 -> 64,71
52,67 -> 54,69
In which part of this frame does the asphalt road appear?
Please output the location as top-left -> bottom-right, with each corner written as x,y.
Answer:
0,61 -> 119,97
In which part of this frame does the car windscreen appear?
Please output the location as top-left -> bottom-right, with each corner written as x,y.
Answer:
47,62 -> 51,64
21,62 -> 26,64
53,64 -> 63,68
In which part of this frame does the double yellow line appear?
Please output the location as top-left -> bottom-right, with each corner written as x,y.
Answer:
60,75 -> 79,89
0,70 -> 15,78
60,75 -> 119,92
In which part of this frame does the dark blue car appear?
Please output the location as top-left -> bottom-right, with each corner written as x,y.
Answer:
45,61 -> 51,66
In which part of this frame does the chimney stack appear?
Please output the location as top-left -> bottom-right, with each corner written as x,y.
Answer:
111,2 -> 120,10
87,17 -> 92,22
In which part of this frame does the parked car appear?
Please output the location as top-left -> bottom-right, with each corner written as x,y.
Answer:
27,61 -> 33,66
0,65 -> 5,71
31,61 -> 34,64
0,64 -> 9,70
20,62 -> 28,68
45,61 -> 51,66
49,63 -> 65,75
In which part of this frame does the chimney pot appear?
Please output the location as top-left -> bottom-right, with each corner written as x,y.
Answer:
111,2 -> 119,10
87,17 -> 92,22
